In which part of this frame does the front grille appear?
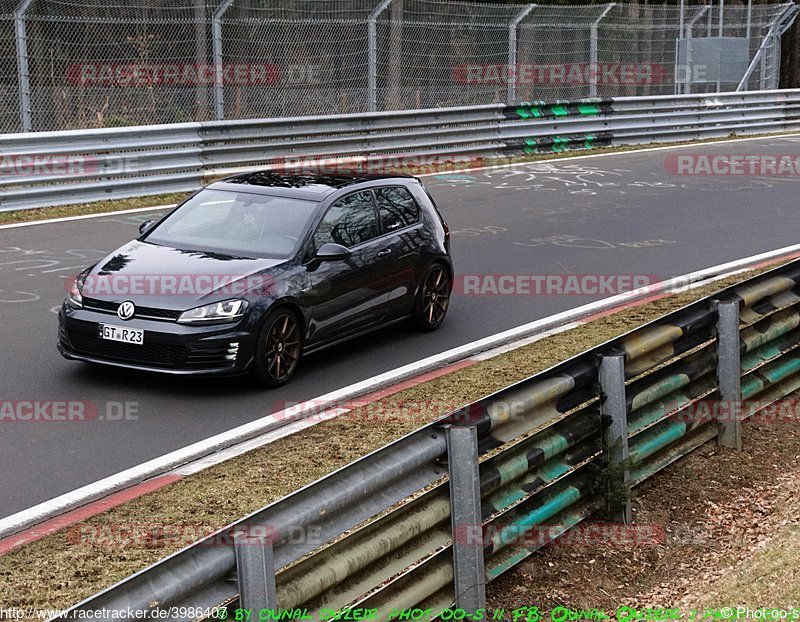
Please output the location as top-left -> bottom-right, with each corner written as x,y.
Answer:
82,297 -> 182,321
65,328 -> 237,371
68,330 -> 187,368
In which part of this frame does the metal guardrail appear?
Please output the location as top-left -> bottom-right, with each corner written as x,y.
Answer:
2,89 -> 800,213
60,257 -> 800,620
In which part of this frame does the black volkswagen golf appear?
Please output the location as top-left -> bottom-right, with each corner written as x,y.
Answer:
58,172 -> 453,387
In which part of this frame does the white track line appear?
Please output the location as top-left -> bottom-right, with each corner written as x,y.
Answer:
2,131 -> 798,230
1,243 -> 798,539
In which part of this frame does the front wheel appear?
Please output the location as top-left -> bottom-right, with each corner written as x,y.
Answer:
250,308 -> 303,388
413,264 -> 452,331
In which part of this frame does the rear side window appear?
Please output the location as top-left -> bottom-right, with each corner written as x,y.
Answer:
375,187 -> 420,233
313,191 -> 379,249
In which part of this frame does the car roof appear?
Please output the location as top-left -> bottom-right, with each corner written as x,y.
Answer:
208,171 -> 419,201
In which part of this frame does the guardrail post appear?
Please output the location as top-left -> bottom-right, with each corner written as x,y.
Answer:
234,530 -> 278,611
212,0 -> 235,120
714,300 -> 742,450
444,424 -> 486,611
599,354 -> 631,524
589,3 -> 614,98
507,4 -> 535,104
14,0 -> 34,132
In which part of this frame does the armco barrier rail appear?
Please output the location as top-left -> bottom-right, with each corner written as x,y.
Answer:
3,89 -> 800,213
60,258 -> 800,620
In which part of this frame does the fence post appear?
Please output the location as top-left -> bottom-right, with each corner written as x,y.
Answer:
14,0 -> 34,132
444,424 -> 486,612
589,3 -> 614,98
507,4 -> 535,104
234,530 -> 278,611
714,300 -> 742,450
599,354 -> 631,524
212,0 -> 235,120
737,3 -> 794,92
682,6 -> 710,96
367,0 -> 393,113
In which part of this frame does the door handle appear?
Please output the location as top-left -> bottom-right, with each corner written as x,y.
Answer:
377,248 -> 392,258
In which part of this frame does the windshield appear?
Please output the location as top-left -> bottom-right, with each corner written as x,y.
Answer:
143,188 -> 319,258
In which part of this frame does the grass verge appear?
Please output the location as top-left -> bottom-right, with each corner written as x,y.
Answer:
0,263 -> 790,614
0,193 -> 189,226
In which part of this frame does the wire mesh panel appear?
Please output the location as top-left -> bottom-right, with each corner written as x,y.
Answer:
0,10 -> 20,133
24,0 -> 217,131
1,0 -> 796,133
220,1 -> 375,119
672,3 -> 794,94
514,5 -> 610,102
374,1 -> 522,110
596,4 -> 684,98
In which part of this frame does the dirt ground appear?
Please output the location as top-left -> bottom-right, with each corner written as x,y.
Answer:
486,414 -> 800,615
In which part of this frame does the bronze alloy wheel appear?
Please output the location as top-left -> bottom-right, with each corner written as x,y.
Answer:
252,309 -> 303,387
415,264 -> 451,330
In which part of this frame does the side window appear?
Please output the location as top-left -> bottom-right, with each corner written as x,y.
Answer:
375,187 -> 420,233
313,191 -> 379,249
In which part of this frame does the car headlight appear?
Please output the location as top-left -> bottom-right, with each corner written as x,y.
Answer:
67,271 -> 88,308
177,299 -> 248,324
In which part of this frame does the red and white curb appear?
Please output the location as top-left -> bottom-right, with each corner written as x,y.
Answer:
2,243 -> 800,555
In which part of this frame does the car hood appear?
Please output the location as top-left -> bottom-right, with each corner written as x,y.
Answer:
80,240 -> 287,310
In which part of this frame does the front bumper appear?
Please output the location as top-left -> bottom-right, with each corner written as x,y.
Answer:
58,304 -> 256,376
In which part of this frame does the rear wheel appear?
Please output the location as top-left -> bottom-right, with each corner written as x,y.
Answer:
251,308 -> 303,387
413,264 -> 451,331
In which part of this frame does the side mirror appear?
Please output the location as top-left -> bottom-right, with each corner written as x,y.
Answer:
138,219 -> 155,236
315,242 -> 351,260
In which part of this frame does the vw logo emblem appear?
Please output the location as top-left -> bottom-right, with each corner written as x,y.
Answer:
117,301 -> 135,320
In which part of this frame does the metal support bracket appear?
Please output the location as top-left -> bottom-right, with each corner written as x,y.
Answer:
444,424 -> 486,612
234,530 -> 278,611
589,3 -> 615,98
680,5 -> 711,95
737,2 -> 796,91
599,354 -> 631,524
14,0 -> 35,132
212,0 -> 236,120
714,300 -> 742,450
507,4 -> 535,103
368,0 -> 393,113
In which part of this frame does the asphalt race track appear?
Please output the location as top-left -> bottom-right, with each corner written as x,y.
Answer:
1,135 -> 799,518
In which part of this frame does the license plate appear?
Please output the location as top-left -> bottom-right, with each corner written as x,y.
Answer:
98,324 -> 144,345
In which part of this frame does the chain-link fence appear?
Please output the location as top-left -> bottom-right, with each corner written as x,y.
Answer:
0,0 -> 797,133
0,3 -> 19,133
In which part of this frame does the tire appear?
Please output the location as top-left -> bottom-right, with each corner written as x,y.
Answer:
250,307 -> 303,388
412,263 -> 452,331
